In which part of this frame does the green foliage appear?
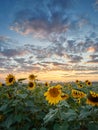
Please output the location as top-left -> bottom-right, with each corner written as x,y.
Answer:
0,80 -> 98,130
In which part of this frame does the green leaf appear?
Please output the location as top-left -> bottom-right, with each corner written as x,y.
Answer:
58,100 -> 70,108
14,114 -> 23,122
40,127 -> 47,130
32,128 -> 37,130
53,124 -> 60,130
20,124 -> 30,130
44,109 -> 58,124
7,127 -> 16,130
88,123 -> 98,130
0,104 -> 8,111
63,109 -> 77,121
18,93 -> 27,99
4,115 -> 14,128
18,78 -> 27,82
53,122 -> 68,130
78,109 -> 91,120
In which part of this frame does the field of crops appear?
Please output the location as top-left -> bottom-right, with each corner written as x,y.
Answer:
0,74 -> 98,130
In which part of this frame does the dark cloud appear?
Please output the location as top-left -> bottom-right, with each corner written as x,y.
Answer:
87,59 -> 98,63
65,37 -> 98,54
68,55 -> 83,63
89,54 -> 98,60
0,48 -> 30,58
10,0 -> 74,39
14,58 -> 26,64
40,61 -> 71,71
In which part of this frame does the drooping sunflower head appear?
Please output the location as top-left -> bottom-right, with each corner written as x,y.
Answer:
28,81 -> 35,90
5,74 -> 16,86
86,91 -> 98,106
28,74 -> 37,81
44,85 -> 62,105
72,89 -> 86,99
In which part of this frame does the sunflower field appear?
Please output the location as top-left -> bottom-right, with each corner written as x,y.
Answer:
0,74 -> 98,130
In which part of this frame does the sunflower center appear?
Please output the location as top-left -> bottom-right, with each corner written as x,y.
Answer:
29,83 -> 34,88
88,82 -> 91,85
79,85 -> 83,88
9,78 -> 14,83
49,88 -> 59,97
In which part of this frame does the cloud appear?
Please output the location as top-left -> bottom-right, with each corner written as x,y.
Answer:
87,59 -> 98,64
89,54 -> 98,60
0,48 -> 30,58
87,46 -> 96,53
94,0 -> 98,10
10,0 -> 75,40
89,32 -> 97,38
0,36 -> 21,49
0,35 -> 31,58
68,55 -> 83,63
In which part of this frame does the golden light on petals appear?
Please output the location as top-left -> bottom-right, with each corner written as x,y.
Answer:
5,74 -> 16,86
86,81 -> 92,86
86,91 -> 98,106
77,98 -> 81,104
72,89 -> 86,99
44,85 -> 62,105
28,81 -> 35,90
78,84 -> 83,88
56,84 -> 62,89
76,80 -> 80,84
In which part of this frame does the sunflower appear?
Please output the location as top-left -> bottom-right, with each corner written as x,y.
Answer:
5,74 -> 16,86
76,98 -> 81,104
72,89 -> 86,99
78,84 -> 83,88
56,84 -> 62,89
86,91 -> 98,106
45,82 -> 49,87
76,80 -> 80,84
28,81 -> 35,90
44,85 -> 62,105
28,74 -> 37,81
85,80 -> 89,83
67,83 -> 72,90
85,80 -> 92,86
61,93 -> 69,100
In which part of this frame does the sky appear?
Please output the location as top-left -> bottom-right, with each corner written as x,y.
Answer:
0,0 -> 98,82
